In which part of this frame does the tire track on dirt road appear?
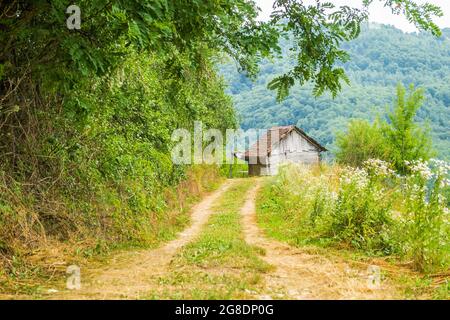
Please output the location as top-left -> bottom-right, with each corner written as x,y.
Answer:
51,180 -> 235,300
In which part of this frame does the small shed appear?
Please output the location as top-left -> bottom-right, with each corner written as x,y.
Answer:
242,125 -> 327,176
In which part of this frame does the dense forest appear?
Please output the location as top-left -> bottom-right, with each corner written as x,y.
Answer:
221,24 -> 450,159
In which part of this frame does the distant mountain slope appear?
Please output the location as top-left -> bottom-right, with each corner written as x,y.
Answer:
221,24 -> 450,159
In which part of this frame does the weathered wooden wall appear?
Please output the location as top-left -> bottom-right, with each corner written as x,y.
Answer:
267,130 -> 320,176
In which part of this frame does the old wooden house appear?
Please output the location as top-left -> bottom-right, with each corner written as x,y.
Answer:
242,125 -> 327,176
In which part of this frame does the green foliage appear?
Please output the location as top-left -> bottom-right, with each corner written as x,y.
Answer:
219,155 -> 249,179
335,119 -> 388,167
0,0 -> 263,284
336,84 -> 433,171
383,84 -> 433,173
257,164 -> 336,247
0,38 -> 236,283
392,160 -> 450,272
329,166 -> 393,252
269,0 -> 359,100
257,160 -> 449,273
0,0 -> 277,86
364,0 -> 443,36
267,0 -> 442,99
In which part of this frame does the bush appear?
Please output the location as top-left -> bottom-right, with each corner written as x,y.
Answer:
329,164 -> 393,253
335,119 -> 388,167
393,159 -> 450,272
336,84 -> 434,171
257,164 -> 335,245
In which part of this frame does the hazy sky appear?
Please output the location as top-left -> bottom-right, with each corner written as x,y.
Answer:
255,0 -> 450,32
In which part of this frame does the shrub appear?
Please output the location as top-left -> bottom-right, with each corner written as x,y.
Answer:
336,84 -> 434,171
329,164 -> 393,253
259,159 -> 449,273
335,119 -> 388,167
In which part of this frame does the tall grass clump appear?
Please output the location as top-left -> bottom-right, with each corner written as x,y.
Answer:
393,159 -> 449,272
329,161 -> 394,253
258,164 -> 336,245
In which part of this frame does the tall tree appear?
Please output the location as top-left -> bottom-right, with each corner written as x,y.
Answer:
383,83 -> 433,173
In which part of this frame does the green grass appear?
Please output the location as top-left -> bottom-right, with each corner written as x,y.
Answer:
256,178 -> 449,300
398,275 -> 450,300
255,179 -> 332,248
145,179 -> 272,300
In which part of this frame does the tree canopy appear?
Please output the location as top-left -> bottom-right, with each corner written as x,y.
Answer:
267,0 -> 443,99
1,0 -> 443,102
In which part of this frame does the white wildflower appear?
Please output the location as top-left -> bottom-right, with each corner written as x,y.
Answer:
340,167 -> 369,189
407,160 -> 434,180
440,178 -> 450,188
437,194 -> 446,206
330,191 -> 338,200
364,159 -> 395,177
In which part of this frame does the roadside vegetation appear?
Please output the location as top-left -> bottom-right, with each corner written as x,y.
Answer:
0,165 -> 223,296
257,84 -> 448,287
256,161 -> 449,299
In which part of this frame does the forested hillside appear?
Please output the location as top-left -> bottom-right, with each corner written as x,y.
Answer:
221,24 -> 450,159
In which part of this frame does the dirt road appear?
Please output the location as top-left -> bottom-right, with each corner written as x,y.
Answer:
48,178 -> 402,300
52,180 -> 235,299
